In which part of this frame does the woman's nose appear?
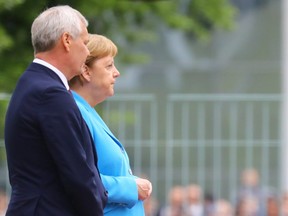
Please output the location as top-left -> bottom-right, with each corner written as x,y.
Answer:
114,67 -> 120,77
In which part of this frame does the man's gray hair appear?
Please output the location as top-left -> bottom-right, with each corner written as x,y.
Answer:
31,5 -> 88,53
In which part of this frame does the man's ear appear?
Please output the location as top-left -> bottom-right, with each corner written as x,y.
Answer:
62,32 -> 71,51
81,65 -> 92,82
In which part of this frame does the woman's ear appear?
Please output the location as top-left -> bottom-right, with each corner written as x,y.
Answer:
81,64 -> 92,82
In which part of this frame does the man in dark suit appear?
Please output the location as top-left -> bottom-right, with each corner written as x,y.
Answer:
4,5 -> 107,216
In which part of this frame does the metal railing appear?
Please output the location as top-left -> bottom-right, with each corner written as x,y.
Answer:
103,94 -> 281,204
0,94 -> 282,205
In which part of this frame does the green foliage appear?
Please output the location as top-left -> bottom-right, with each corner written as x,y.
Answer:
186,0 -> 236,41
0,0 -> 237,92
0,26 -> 12,51
0,99 -> 9,139
0,97 -> 9,163
0,0 -> 24,10
0,0 -> 24,52
0,145 -> 6,163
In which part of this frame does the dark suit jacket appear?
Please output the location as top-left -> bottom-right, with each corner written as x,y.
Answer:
4,62 -> 107,216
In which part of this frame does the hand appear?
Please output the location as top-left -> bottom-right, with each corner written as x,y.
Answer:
135,178 -> 152,201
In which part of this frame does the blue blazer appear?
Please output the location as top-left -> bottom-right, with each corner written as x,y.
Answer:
72,92 -> 145,216
4,63 -> 107,216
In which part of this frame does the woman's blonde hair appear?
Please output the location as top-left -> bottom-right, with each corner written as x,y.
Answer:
85,34 -> 118,67
69,34 -> 117,86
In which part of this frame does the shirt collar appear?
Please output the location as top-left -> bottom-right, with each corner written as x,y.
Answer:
33,58 -> 69,90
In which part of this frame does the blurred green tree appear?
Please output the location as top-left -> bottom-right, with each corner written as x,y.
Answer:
0,0 -> 237,92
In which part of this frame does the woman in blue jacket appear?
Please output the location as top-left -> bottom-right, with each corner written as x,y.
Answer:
69,34 -> 152,215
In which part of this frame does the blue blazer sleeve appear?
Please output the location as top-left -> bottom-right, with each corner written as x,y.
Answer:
100,174 -> 138,208
72,91 -> 141,210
